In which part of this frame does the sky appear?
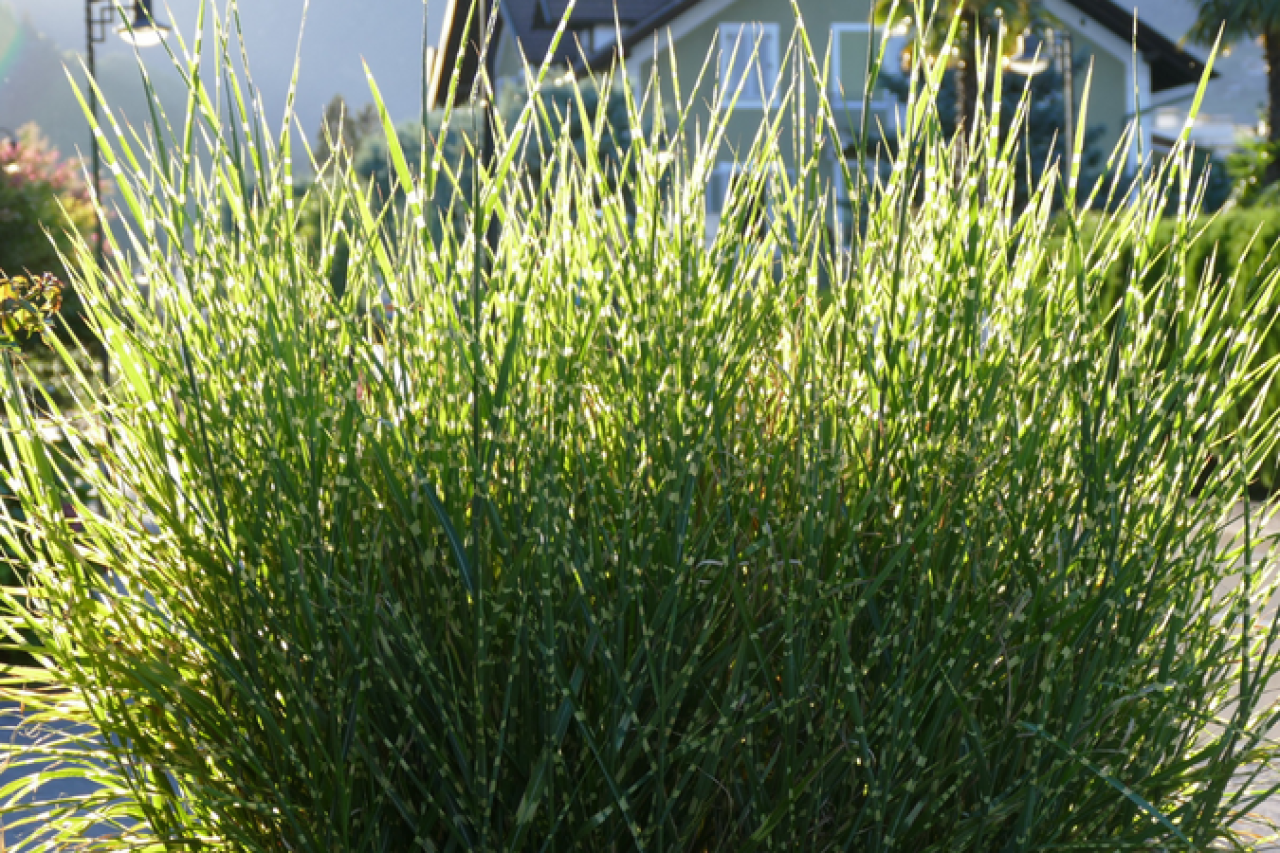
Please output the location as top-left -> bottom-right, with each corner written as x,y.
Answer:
0,0 -> 1269,164
1125,0 -> 1267,148
0,0 -> 446,160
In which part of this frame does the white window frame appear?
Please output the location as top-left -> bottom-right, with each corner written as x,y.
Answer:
830,151 -> 853,249
706,160 -> 794,244
717,22 -> 781,109
829,23 -> 899,111
591,24 -> 617,52
706,162 -> 741,217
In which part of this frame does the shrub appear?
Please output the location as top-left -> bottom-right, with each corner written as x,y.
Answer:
2,9 -> 1280,852
879,60 -> 1110,209
0,124 -> 105,367
1226,136 -> 1280,207
0,124 -> 96,284
298,79 -> 631,297
1074,204 -> 1280,488
1159,148 -> 1232,215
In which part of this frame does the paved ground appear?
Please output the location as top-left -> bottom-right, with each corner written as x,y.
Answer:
1243,767 -> 1280,852
7,504 -> 1280,849
0,707 -> 105,849
1218,503 -> 1280,850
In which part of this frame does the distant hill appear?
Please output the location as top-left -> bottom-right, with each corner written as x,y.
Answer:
0,0 -> 440,166
0,2 -> 189,162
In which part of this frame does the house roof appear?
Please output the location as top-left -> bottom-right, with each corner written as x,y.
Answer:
512,0 -> 667,68
540,0 -> 668,26
578,0 -> 1211,90
429,0 -> 1213,107
577,0 -> 700,71
1058,0 -> 1211,92
428,0 -> 665,106
427,0 -> 505,108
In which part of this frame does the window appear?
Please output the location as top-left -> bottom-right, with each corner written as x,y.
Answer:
707,162 -> 790,243
591,24 -> 617,52
574,24 -> 618,55
718,23 -> 780,108
707,163 -> 732,215
830,24 -> 903,109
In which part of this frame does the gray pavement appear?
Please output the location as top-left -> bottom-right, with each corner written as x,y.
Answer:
6,505 -> 1280,849
1218,503 -> 1280,850
0,707 -> 110,850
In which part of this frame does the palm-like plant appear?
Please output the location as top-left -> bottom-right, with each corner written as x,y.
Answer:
878,1 -> 1043,134
1188,0 -> 1280,186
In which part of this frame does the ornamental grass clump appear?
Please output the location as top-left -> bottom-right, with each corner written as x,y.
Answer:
3,3 -> 1280,850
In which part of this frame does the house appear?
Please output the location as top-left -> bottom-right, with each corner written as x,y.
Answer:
1128,0 -> 1268,154
429,0 -> 1210,228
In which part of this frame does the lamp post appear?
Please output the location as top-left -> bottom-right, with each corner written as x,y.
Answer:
85,0 -> 170,387
1006,30 -> 1053,77
1054,31 -> 1076,170
1004,28 -> 1074,171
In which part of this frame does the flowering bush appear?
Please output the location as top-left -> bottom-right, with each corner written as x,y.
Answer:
0,124 -> 97,283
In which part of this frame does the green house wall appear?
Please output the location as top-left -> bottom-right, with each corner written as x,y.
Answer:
631,0 -> 876,163
487,0 -> 1152,219
1062,28 -> 1129,161
617,0 -> 1142,178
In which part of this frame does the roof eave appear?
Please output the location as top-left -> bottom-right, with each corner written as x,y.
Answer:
428,0 -> 511,109
1060,0 -> 1215,92
577,0 -> 704,72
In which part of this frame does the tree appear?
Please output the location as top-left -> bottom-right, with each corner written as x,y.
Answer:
877,58 -> 1108,211
1187,0 -> 1280,187
877,1 -> 1046,134
314,95 -> 383,167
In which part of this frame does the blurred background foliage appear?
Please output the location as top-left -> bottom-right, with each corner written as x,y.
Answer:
877,61 -> 1111,209
0,125 -> 103,409
0,127 -> 102,596
295,80 -> 633,298
0,125 -> 96,284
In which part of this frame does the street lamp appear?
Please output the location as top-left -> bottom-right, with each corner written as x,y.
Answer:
85,0 -> 169,387
116,0 -> 172,47
1006,31 -> 1052,77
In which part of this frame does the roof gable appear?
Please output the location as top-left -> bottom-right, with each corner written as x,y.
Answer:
591,0 -> 1209,89
427,0 -> 508,108
429,0 -> 1211,107
429,0 -> 668,105
1059,0 -> 1208,91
